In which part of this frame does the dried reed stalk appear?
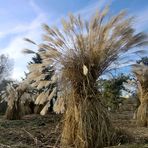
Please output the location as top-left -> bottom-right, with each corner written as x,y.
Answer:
5,83 -> 23,120
61,89 -> 114,147
4,82 -> 36,119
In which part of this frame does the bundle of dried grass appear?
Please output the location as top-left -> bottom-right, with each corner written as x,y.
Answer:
25,6 -> 148,147
23,49 -> 57,115
132,64 -> 148,127
40,7 -> 148,147
2,82 -> 36,119
3,82 -> 22,120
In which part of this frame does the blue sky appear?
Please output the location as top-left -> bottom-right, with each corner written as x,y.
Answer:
0,0 -> 148,80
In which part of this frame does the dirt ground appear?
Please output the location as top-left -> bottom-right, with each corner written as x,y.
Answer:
109,102 -> 148,148
0,111 -> 147,148
0,113 -> 62,148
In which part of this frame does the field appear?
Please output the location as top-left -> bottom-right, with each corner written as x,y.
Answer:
0,113 -> 61,148
0,103 -> 148,148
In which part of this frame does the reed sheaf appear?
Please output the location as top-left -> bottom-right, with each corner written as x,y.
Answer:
23,47 -> 58,115
132,64 -> 148,127
2,82 -> 36,120
24,6 -> 148,147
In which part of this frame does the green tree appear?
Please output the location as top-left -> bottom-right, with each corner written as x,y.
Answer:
101,74 -> 129,111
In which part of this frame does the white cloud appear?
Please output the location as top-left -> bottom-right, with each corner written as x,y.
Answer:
0,0 -> 59,81
0,13 -> 46,39
12,66 -> 28,81
0,13 -> 47,80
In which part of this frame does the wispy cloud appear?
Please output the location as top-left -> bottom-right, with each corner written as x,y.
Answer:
29,0 -> 44,15
75,0 -> 109,18
0,1 -> 48,80
0,13 -> 46,39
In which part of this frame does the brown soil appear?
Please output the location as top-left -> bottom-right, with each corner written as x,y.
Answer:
0,113 -> 62,148
0,104 -> 147,148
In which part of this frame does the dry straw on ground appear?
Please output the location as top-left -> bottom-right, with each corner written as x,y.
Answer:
24,6 -> 148,147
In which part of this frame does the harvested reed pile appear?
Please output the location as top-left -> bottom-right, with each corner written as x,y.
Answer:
61,90 -> 114,147
22,49 -> 58,115
2,82 -> 36,119
23,6 -> 148,147
4,83 -> 22,120
132,64 -> 148,127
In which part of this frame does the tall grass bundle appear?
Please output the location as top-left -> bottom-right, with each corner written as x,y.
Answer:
26,6 -> 148,147
3,82 -> 36,119
61,90 -> 114,147
132,64 -> 148,127
23,48 -> 57,115
4,83 -> 22,120
26,62 -> 57,115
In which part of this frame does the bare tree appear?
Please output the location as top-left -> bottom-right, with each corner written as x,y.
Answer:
0,54 -> 13,83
